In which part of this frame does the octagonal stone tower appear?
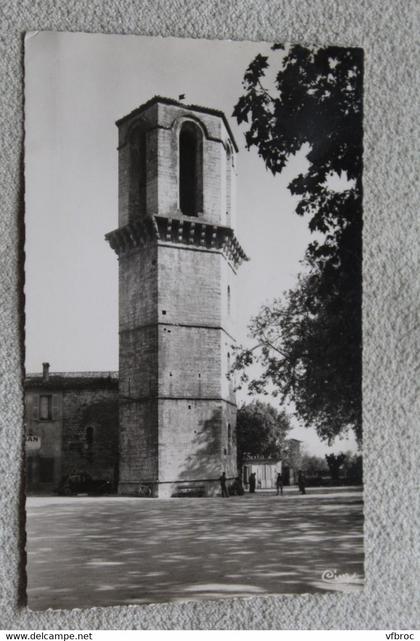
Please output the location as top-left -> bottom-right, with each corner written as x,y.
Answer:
106,96 -> 247,497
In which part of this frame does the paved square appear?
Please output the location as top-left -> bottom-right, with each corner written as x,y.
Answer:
26,487 -> 364,609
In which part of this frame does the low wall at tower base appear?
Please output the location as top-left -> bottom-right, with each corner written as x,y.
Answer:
118,479 -> 222,498
161,479 -> 220,498
118,481 -> 156,497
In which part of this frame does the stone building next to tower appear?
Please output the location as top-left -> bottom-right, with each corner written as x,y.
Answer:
106,96 -> 248,497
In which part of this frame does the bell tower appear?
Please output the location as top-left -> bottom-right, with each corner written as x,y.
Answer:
106,97 -> 247,497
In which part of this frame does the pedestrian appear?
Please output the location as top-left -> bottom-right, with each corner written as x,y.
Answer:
219,472 -> 229,497
276,472 -> 283,496
298,470 -> 306,495
231,476 -> 244,496
249,472 -> 256,493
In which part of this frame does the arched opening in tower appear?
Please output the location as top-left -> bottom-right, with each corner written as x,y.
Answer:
179,121 -> 203,216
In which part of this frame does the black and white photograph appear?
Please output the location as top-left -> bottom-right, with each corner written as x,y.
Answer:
24,32 -> 364,610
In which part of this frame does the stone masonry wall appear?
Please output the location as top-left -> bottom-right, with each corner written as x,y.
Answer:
117,100 -> 235,226
118,102 -> 159,226
220,256 -> 237,404
25,390 -> 63,492
118,227 -> 159,493
61,387 -> 119,484
116,100 -> 239,496
157,240 -> 237,495
158,399 -> 236,497
24,378 -> 119,494
158,243 -> 221,326
119,243 -> 157,332
156,104 -> 232,224
159,325 -> 222,398
118,399 -> 158,493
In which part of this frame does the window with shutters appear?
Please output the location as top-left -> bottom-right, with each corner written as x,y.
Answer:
39,395 -> 52,420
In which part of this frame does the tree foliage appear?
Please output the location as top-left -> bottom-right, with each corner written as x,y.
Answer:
301,451 -> 362,484
301,454 -> 329,476
233,44 -> 363,444
236,401 -> 291,465
233,260 -> 361,442
341,451 -> 363,484
325,452 -> 346,481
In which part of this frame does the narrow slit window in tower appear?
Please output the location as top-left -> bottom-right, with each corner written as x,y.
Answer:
86,426 -> 94,447
85,426 -> 94,463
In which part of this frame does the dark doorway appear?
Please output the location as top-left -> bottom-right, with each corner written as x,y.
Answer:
39,458 -> 55,484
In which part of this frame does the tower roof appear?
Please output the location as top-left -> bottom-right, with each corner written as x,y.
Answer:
115,95 -> 238,152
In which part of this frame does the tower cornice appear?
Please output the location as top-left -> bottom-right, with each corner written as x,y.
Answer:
106,215 -> 249,268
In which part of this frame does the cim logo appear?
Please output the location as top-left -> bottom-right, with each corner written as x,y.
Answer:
26,434 -> 41,451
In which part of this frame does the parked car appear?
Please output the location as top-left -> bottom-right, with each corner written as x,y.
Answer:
56,473 -> 112,496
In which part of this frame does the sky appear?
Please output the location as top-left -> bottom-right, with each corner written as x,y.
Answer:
24,32 -> 358,456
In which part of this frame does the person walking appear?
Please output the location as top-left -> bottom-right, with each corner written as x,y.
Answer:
249,472 -> 256,493
276,472 -> 283,496
298,470 -> 306,495
219,472 -> 229,497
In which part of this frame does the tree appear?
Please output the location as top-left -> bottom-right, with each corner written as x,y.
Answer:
233,258 -> 361,443
325,453 -> 346,482
236,401 -> 291,466
232,44 -> 363,443
341,451 -> 363,484
301,454 -> 329,477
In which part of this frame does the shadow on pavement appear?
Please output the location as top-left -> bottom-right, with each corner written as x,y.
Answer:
26,490 -> 364,609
